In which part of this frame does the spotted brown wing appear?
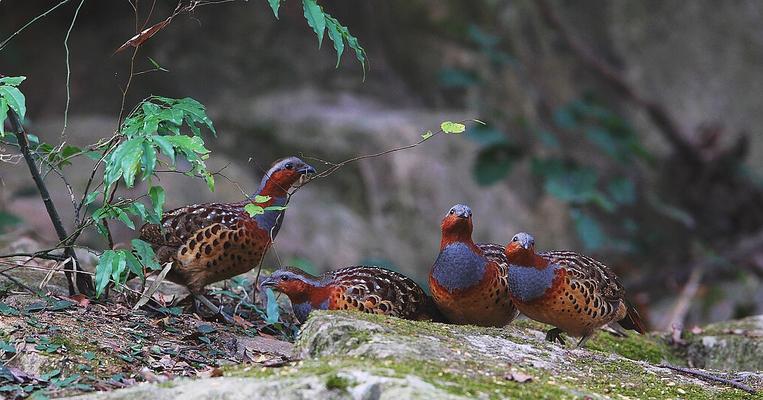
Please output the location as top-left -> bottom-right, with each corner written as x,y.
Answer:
330,266 -> 442,321
539,250 -> 626,323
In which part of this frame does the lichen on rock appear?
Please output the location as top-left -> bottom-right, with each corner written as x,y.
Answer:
70,311 -> 762,399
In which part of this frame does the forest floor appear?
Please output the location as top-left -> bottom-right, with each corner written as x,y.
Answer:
1,237 -> 762,399
0,237 -> 298,399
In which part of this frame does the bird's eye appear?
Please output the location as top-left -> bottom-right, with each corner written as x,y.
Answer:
449,210 -> 455,215
284,162 -> 294,170
512,237 -> 519,242
280,275 -> 289,281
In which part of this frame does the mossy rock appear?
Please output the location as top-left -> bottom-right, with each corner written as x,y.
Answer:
70,311 -> 762,399
684,315 -> 763,371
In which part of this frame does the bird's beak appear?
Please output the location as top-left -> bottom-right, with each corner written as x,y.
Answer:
455,211 -> 470,219
520,240 -> 531,250
298,164 -> 316,175
259,276 -> 277,290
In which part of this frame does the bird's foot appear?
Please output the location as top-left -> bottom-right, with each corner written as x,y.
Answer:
194,294 -> 235,324
575,335 -> 593,349
545,328 -> 567,345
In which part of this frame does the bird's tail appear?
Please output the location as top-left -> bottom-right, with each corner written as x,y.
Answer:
617,298 -> 647,334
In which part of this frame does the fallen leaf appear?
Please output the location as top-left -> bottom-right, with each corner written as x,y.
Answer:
114,18 -> 171,54
233,314 -> 254,329
69,294 -> 91,307
690,326 -> 703,335
196,367 -> 223,378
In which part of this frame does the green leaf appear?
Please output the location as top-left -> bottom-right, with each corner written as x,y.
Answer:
244,203 -> 265,216
196,324 -> 216,334
110,251 -> 128,287
104,138 -> 143,187
570,209 -> 604,251
175,97 -> 216,136
127,201 -> 148,221
584,127 -> 621,160
49,300 -> 74,311
254,195 -> 271,203
421,131 -> 433,140
264,205 -> 287,211
151,135 -> 175,164
264,287 -> 280,324
149,186 -> 165,220
113,207 -> 135,230
302,0 -> 326,48
141,140 -> 157,178
267,0 -> 280,19
607,177 -> 636,206
164,135 -> 209,155
131,239 -> 161,270
0,76 -> 25,86
343,27 -> 367,76
203,171 -> 215,192
120,139 -> 144,187
440,121 -> 466,134
473,144 -> 521,186
0,97 -> 7,135
95,250 -> 115,298
325,17 -> 344,67
124,251 -> 144,279
0,86 -> 26,121
39,369 -> 61,381
0,302 -> 19,316
0,340 -> 16,353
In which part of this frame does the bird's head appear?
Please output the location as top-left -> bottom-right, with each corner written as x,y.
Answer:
440,204 -> 474,248
259,266 -> 321,303
257,157 -> 316,197
505,232 -> 543,266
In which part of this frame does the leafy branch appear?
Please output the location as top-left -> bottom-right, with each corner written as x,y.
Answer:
269,0 -> 368,76
303,119 -> 481,183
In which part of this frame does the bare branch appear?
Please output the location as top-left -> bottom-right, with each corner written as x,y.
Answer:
658,364 -> 757,394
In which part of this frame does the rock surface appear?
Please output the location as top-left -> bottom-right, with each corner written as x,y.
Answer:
69,311 -> 763,399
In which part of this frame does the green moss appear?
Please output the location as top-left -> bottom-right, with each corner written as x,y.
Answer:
586,331 -> 683,364
157,381 -> 177,389
325,374 -> 351,391
229,356 -> 574,399
577,357 -> 750,400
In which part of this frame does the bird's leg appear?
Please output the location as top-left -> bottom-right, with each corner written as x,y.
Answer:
576,334 -> 593,349
194,294 -> 235,324
545,328 -> 567,345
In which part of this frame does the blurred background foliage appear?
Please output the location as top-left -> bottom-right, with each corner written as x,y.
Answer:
2,0 -> 763,329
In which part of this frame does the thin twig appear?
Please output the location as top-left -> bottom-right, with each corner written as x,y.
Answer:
0,252 -> 67,262
300,118 -> 480,184
61,0 -> 87,140
0,0 -> 72,51
658,364 -> 757,394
